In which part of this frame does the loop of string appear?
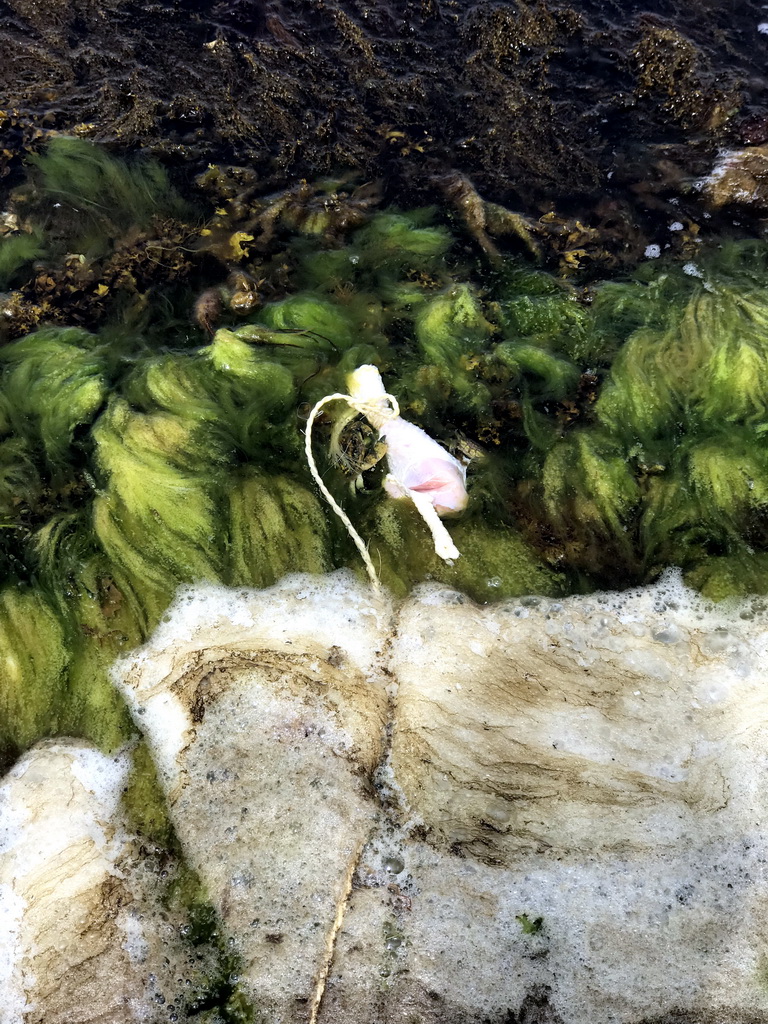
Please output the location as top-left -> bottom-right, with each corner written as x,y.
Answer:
304,391 -> 400,591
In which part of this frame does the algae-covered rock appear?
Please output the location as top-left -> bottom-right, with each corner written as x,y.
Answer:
0,0 -> 757,224
700,146 -> 768,208
5,174 -> 768,599
6,199 -> 768,802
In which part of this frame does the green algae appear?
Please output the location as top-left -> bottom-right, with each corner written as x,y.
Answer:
2,145 -> 768,1024
0,231 -> 43,289
27,135 -> 195,253
225,471 -> 330,588
516,914 -> 544,936
685,554 -> 768,603
494,341 -> 579,400
93,400 -> 225,630
542,432 -> 640,562
0,587 -> 68,755
3,150 -> 768,767
0,327 -> 107,467
163,861 -> 257,1024
369,499 -> 564,602
122,738 -> 175,846
0,137 -> 202,341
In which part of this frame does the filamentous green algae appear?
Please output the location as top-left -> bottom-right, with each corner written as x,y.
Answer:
2,140 -> 768,764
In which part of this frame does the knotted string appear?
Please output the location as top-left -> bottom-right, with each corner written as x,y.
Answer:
304,391 -> 400,591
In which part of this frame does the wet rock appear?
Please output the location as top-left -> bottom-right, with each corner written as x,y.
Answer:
0,739 -> 224,1023
699,146 -> 768,207
322,576 -> 768,1021
389,583 -> 751,860
110,570 -> 768,1024
0,0 -> 760,214
114,575 -> 393,1020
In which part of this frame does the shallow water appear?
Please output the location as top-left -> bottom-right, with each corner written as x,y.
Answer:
2,3 -> 768,1022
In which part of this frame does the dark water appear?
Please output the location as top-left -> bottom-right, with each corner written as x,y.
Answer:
2,0 -> 768,201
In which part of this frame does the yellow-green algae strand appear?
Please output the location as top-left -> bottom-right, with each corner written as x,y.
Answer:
3,203 -> 768,765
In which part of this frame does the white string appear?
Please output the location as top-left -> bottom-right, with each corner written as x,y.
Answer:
304,390 -> 399,591
395,483 -> 460,561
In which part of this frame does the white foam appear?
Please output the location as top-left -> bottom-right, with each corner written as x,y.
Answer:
107,570 -> 768,1021
0,884 -> 29,1024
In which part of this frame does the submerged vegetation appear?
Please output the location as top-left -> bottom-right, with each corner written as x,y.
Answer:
2,137 -> 768,766
2,5 -> 766,1016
